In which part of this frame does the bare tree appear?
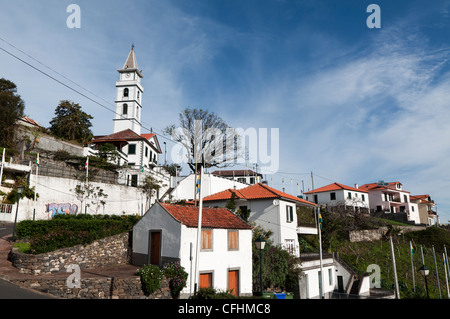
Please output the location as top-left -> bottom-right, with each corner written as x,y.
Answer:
164,108 -> 242,173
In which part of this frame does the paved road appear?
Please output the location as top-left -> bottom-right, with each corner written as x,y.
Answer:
0,278 -> 55,299
0,222 -> 55,299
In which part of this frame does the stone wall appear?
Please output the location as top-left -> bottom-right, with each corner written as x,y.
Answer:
9,233 -> 131,274
349,225 -> 427,242
10,276 -> 171,299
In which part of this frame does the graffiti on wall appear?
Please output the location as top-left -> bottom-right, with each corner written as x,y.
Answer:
46,203 -> 79,218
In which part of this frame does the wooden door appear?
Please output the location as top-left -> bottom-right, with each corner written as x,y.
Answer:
149,231 -> 161,266
228,270 -> 239,296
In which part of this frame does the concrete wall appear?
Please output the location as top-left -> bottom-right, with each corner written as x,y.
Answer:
4,174 -> 146,223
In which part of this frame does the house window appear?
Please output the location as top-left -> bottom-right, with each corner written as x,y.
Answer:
362,194 -> 365,202
237,177 -> 245,183
330,192 -> 336,200
412,206 -> 415,212
285,239 -> 295,254
201,229 -> 212,251
128,144 -> 136,155
404,195 -> 408,203
123,88 -> 129,97
286,205 -> 294,223
328,268 -> 333,286
122,103 -> 128,115
200,272 -> 213,289
145,146 -> 148,157
250,177 -> 255,184
348,192 -> 352,199
228,230 -> 239,250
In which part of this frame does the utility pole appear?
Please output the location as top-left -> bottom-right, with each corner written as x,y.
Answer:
390,236 -> 400,299
432,245 -> 442,299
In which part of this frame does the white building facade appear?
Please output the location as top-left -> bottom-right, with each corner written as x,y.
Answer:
203,183 -> 316,257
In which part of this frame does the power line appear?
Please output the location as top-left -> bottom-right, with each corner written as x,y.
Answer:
0,39 -> 176,145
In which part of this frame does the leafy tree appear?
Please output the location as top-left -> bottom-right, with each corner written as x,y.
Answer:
97,143 -> 121,164
162,163 -> 181,177
140,175 -> 165,210
0,78 -> 25,148
49,100 -> 93,144
164,108 -> 242,173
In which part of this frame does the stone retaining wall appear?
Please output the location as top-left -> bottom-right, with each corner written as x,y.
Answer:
349,225 -> 427,242
9,232 -> 131,274
10,276 -> 171,299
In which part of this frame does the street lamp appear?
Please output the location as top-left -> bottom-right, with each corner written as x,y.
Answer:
255,236 -> 266,296
419,265 -> 430,298
12,186 -> 23,241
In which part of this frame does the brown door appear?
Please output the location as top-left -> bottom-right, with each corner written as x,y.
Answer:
149,231 -> 161,265
228,270 -> 239,296
199,273 -> 212,289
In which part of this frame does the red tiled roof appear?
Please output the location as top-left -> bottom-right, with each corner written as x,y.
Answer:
203,183 -> 316,206
21,117 -> 42,127
141,133 -> 156,140
92,129 -> 144,143
304,183 -> 368,194
160,202 -> 252,229
359,182 -> 410,193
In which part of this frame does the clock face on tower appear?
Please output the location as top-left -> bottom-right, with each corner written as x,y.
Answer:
125,73 -> 130,78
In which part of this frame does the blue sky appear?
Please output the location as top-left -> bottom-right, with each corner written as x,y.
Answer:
1,0 -> 450,222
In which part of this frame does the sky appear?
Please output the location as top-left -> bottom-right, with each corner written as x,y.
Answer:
1,0 -> 450,223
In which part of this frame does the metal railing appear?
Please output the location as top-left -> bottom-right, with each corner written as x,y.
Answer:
0,204 -> 12,214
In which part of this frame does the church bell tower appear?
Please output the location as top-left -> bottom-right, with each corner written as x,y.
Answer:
113,45 -> 144,135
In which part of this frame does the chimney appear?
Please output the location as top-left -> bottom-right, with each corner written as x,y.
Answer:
354,184 -> 359,189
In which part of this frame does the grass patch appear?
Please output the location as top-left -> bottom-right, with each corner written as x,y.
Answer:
13,242 -> 31,254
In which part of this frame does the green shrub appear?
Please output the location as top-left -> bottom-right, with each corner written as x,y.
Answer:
190,287 -> 235,299
137,264 -> 163,295
14,214 -> 140,254
163,261 -> 188,298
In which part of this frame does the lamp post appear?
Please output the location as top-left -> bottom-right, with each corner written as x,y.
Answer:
255,236 -> 266,296
419,265 -> 430,298
12,186 -> 23,241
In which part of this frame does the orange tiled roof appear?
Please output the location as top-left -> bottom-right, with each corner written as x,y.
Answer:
160,202 -> 252,229
304,182 -> 368,194
203,183 -> 316,206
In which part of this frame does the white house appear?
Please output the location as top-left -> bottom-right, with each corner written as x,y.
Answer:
203,183 -> 316,257
304,182 -> 370,212
132,202 -> 253,298
168,173 -> 248,202
359,181 -> 420,224
211,169 -> 263,185
410,194 -> 438,226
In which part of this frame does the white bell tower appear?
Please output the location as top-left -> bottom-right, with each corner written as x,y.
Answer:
113,45 -> 144,135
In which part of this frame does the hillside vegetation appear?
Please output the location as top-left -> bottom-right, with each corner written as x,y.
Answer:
299,209 -> 450,299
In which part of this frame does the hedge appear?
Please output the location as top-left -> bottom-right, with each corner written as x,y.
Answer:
15,214 -> 140,254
